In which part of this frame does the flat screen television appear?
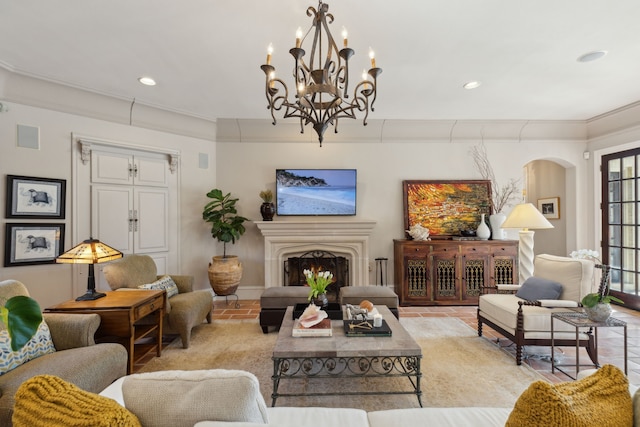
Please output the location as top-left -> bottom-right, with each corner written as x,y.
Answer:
276,169 -> 357,216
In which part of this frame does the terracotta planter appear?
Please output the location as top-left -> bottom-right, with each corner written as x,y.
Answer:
208,255 -> 242,296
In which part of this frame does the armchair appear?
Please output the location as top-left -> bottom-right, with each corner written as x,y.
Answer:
477,254 -> 596,365
103,254 -> 213,348
0,280 -> 127,426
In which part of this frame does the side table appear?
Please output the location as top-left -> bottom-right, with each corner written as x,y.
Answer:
551,311 -> 627,379
45,290 -> 165,374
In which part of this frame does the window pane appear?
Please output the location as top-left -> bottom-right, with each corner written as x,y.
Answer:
622,271 -> 635,293
609,158 -> 621,181
622,225 -> 635,247
609,182 -> 620,202
609,203 -> 621,224
623,203 -> 635,225
610,268 -> 621,291
609,225 -> 621,246
609,247 -> 621,268
623,179 -> 635,201
623,156 -> 635,179
623,248 -> 636,270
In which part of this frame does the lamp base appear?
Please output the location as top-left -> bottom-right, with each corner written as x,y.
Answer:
75,290 -> 107,301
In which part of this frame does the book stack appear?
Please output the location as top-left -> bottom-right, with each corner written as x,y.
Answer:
343,319 -> 392,337
292,318 -> 333,337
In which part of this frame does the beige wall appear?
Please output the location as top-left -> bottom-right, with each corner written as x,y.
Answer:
0,103 -> 216,307
1,93 -> 639,305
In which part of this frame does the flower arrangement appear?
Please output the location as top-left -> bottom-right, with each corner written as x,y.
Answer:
569,249 -> 623,308
303,268 -> 334,301
259,189 -> 273,203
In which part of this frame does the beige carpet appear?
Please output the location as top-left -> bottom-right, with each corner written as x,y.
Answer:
137,317 -> 545,411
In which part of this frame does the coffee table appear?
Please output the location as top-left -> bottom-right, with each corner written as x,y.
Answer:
272,305 -> 422,407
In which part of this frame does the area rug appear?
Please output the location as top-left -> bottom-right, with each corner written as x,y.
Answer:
137,317 -> 545,411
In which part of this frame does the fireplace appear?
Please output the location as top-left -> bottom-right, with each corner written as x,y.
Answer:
255,219 -> 376,288
285,250 -> 349,301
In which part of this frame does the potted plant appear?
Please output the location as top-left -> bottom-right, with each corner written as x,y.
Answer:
259,189 -> 275,221
203,189 -> 248,296
1,296 -> 42,351
570,249 -> 624,322
303,268 -> 334,309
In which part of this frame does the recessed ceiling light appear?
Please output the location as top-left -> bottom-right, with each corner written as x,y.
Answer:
577,51 -> 607,63
138,76 -> 157,86
463,81 -> 481,90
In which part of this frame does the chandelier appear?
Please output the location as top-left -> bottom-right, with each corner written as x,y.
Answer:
260,2 -> 382,147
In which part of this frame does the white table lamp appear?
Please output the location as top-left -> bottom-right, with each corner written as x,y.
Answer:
501,203 -> 553,284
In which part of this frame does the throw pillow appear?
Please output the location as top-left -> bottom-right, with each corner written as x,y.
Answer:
506,364 -> 632,427
12,374 -> 140,427
139,275 -> 179,298
515,276 -> 562,301
0,320 -> 55,375
122,369 -> 269,426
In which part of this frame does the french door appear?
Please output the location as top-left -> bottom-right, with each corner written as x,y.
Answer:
602,146 -> 640,309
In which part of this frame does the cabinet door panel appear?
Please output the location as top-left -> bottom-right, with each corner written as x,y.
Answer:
91,185 -> 134,253
91,151 -> 133,185
135,157 -> 168,187
134,188 -> 169,253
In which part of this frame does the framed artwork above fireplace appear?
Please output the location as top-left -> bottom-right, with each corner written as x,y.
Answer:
403,180 -> 492,238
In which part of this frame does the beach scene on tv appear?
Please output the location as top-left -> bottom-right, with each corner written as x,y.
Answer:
276,169 -> 357,215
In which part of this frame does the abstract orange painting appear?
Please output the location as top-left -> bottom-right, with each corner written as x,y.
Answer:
403,180 -> 492,237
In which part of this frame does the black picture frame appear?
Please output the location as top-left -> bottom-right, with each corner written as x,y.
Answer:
4,223 -> 65,267
5,175 -> 66,219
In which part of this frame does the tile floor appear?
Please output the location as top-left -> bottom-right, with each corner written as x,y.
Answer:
212,299 -> 640,385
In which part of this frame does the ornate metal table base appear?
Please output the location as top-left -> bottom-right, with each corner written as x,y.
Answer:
271,355 -> 422,407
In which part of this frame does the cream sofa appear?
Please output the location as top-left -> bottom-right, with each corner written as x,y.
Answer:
98,368 -> 639,427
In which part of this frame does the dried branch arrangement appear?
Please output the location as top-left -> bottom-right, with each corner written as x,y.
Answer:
470,143 -> 521,213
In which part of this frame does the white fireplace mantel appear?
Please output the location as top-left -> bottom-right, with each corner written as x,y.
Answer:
255,219 -> 376,288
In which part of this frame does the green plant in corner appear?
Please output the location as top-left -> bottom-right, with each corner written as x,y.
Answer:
203,188 -> 248,258
1,296 -> 42,351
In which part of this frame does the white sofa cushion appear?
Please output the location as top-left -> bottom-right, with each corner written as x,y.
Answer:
121,370 -> 269,426
196,407 -> 369,427
368,407 -> 511,427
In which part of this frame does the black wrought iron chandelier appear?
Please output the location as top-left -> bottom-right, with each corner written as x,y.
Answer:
261,2 -> 382,147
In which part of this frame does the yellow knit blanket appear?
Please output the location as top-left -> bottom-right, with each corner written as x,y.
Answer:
12,375 -> 140,427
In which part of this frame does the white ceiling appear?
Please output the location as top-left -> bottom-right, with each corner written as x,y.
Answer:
1,0 -> 640,123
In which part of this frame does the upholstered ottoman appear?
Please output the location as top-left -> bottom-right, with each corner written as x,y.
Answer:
259,286 -> 310,333
339,285 -> 399,319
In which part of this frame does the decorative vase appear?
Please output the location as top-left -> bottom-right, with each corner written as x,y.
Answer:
311,293 -> 329,309
476,213 -> 491,240
584,303 -> 612,323
260,202 -> 276,221
489,212 -> 507,240
208,255 -> 242,296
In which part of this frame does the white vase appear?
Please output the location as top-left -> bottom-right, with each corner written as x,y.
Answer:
476,213 -> 491,240
489,212 -> 507,240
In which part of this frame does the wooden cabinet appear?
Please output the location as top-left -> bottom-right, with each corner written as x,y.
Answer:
394,239 -> 518,306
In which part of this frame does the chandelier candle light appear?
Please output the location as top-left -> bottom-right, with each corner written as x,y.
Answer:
261,2 -> 382,146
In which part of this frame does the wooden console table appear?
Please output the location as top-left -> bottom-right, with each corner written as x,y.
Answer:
45,290 -> 165,373
394,239 -> 518,306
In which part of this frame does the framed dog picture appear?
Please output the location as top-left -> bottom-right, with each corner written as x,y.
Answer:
537,197 -> 560,220
5,175 -> 66,219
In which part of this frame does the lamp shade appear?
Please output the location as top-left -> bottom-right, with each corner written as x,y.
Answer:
501,203 -> 554,230
56,238 -> 122,264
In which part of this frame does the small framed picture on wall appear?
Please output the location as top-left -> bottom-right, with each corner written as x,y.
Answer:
537,197 -> 560,220
4,223 -> 65,267
5,175 -> 66,219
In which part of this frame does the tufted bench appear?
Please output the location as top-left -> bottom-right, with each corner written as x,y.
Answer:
340,285 -> 399,319
259,286 -> 310,333
259,285 -> 400,333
